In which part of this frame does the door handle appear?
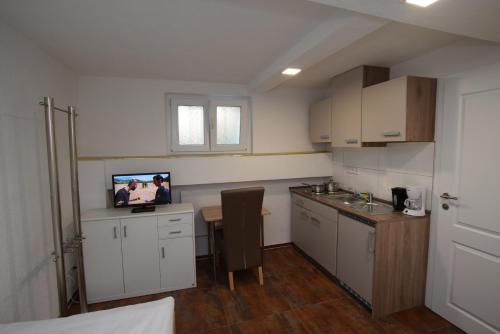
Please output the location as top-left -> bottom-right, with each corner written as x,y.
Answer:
169,230 -> 182,234
440,193 -> 458,201
320,135 -> 330,140
113,226 -> 118,239
345,138 -> 358,144
368,230 -> 376,254
123,225 -> 127,238
161,247 -> 165,259
169,218 -> 182,222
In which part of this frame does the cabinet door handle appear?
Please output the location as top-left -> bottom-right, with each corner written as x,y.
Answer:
113,226 -> 118,239
320,135 -> 330,140
382,131 -> 401,137
310,217 -> 321,226
345,138 -> 358,144
169,218 -> 182,222
300,212 -> 309,220
368,230 -> 376,254
123,225 -> 127,238
161,247 -> 165,259
169,230 -> 182,234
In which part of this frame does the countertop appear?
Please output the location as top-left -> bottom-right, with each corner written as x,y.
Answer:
81,203 -> 194,222
290,187 -> 429,225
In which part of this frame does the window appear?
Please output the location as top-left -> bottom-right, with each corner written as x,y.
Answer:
168,95 -> 250,153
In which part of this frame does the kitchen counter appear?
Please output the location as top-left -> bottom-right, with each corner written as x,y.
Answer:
290,186 -> 429,225
290,186 -> 430,318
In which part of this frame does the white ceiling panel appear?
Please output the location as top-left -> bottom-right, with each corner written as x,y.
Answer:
0,0 -> 339,83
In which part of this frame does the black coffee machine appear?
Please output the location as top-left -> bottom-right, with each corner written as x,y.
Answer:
391,187 -> 408,211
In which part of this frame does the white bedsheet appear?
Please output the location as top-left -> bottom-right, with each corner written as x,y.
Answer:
0,297 -> 174,334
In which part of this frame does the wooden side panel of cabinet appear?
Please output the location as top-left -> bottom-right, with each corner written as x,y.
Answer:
372,216 -> 430,319
406,77 -> 437,142
331,66 -> 389,148
310,97 -> 332,143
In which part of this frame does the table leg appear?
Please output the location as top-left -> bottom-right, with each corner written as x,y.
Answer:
210,222 -> 217,282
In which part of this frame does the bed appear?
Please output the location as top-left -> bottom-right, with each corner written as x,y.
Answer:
0,297 -> 174,334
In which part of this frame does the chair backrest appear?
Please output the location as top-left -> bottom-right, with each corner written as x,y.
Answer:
221,187 -> 265,272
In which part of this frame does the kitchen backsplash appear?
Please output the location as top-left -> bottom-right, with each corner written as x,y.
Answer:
332,143 -> 434,210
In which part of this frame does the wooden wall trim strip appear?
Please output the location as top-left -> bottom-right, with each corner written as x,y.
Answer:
78,151 -> 331,161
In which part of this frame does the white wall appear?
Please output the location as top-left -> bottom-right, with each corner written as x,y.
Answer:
76,76 -> 331,255
77,76 -> 324,156
0,23 -> 78,322
332,144 -> 434,209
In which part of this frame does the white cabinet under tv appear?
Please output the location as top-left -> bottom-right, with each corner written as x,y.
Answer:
81,203 -> 196,303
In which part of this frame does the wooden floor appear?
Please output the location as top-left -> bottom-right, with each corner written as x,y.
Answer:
70,246 -> 464,334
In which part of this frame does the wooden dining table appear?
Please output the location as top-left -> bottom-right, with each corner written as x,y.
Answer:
201,205 -> 271,281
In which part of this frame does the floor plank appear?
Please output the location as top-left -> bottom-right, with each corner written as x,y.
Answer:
69,246 -> 463,334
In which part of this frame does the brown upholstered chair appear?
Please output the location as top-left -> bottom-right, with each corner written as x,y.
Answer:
220,187 -> 265,290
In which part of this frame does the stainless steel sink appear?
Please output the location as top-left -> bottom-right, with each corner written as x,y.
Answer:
351,202 -> 394,215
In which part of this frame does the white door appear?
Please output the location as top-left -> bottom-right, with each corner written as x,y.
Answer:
160,237 -> 195,290
430,64 -> 500,334
121,216 -> 161,295
82,219 -> 124,302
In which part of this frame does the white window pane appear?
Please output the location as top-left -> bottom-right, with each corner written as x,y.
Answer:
178,105 -> 204,145
217,106 -> 241,145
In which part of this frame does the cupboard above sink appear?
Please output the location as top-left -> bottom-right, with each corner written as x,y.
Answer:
308,66 -> 437,146
330,66 -> 389,148
362,76 -> 437,143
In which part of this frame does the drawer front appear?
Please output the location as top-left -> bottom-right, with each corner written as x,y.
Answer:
158,223 -> 193,239
158,213 -> 192,227
297,195 -> 338,221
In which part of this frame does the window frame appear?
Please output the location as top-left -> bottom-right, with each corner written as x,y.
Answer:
167,94 -> 251,154
169,95 -> 210,152
209,97 -> 250,152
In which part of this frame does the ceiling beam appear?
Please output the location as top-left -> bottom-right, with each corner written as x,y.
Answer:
248,11 -> 387,92
306,0 -> 500,43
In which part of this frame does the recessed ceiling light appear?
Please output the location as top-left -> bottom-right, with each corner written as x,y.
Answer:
282,68 -> 301,76
405,0 -> 439,7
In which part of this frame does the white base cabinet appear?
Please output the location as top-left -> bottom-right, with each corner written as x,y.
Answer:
121,216 -> 161,296
82,219 -> 124,303
337,213 -> 375,305
81,204 -> 196,303
291,194 -> 338,276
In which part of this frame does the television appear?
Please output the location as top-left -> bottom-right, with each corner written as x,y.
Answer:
112,172 -> 171,209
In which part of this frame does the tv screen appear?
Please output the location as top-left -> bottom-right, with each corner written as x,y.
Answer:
112,172 -> 171,208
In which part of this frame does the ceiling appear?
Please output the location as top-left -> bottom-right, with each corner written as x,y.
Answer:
285,22 -> 461,88
0,0 -> 497,90
308,0 -> 500,43
0,0 -> 338,83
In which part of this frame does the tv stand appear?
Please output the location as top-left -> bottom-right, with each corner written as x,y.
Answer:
131,205 -> 156,213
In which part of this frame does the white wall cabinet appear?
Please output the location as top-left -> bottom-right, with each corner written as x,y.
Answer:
362,76 -> 437,143
81,204 -> 196,303
330,66 -> 389,147
309,98 -> 332,143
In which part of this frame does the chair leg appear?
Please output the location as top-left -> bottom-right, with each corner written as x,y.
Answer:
258,266 -> 264,286
228,272 -> 234,291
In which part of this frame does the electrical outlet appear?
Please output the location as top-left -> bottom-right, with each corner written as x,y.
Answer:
347,167 -> 359,175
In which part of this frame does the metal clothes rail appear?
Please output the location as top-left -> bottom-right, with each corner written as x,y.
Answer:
40,97 -> 88,316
